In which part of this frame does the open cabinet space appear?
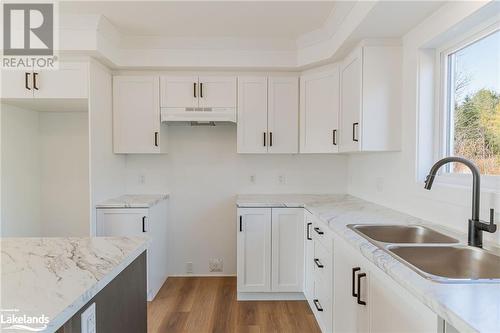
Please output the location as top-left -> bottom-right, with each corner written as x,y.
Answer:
1,102 -> 90,236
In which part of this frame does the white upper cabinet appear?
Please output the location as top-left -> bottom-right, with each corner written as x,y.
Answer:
340,44 -> 402,152
299,66 -> 340,153
113,75 -> 166,154
237,75 -> 299,154
198,75 -> 237,108
160,75 -> 236,108
1,62 -> 88,99
160,76 -> 198,108
237,76 -> 268,153
268,77 -> 299,154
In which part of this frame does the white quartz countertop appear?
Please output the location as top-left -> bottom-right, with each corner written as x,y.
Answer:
1,237 -> 150,333
237,194 -> 500,333
96,194 -> 169,208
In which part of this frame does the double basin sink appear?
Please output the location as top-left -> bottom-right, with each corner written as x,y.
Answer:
348,224 -> 500,283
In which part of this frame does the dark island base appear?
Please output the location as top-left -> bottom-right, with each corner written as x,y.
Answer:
57,251 -> 147,333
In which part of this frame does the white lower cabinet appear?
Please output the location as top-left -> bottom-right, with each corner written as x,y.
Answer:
237,207 -> 304,296
332,234 -> 439,333
96,200 -> 168,301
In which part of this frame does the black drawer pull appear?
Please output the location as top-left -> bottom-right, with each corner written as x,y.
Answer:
263,132 -> 266,147
154,132 -> 159,147
306,222 -> 312,240
142,216 -> 147,232
357,272 -> 367,305
239,216 -> 243,232
269,132 -> 273,147
352,267 -> 361,297
25,72 -> 31,90
193,82 -> 197,98
313,299 -> 323,312
333,129 -> 337,145
314,227 -> 324,235
33,72 -> 39,90
353,122 -> 359,142
314,258 -> 324,268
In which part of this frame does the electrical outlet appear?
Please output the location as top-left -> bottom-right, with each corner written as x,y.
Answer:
278,175 -> 286,185
81,303 -> 96,333
139,175 -> 146,184
209,258 -> 223,272
186,262 -> 193,274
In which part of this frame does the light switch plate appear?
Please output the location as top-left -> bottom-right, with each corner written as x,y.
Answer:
81,302 -> 96,333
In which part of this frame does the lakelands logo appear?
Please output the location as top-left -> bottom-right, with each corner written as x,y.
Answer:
0,309 -> 49,332
2,2 -> 58,69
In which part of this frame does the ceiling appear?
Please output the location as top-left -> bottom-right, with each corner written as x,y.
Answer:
60,1 -> 336,39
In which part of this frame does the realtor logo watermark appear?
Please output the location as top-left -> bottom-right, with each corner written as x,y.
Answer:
2,1 -> 58,69
1,309 -> 49,332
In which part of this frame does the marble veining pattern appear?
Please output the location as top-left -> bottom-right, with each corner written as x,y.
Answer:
96,194 -> 169,208
1,237 -> 149,333
237,194 -> 500,333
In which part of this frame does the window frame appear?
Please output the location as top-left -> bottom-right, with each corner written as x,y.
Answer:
434,22 -> 500,191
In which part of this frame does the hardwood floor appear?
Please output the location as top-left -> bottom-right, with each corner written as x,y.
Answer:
148,277 -> 321,333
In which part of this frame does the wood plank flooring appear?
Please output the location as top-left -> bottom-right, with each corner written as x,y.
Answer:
148,277 -> 321,333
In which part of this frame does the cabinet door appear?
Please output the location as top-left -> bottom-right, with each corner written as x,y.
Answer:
369,270 -> 438,333
271,208 -> 304,292
198,76 -> 236,108
333,237 -> 369,333
160,76 -> 198,108
96,208 -> 150,236
268,77 -> 299,154
33,62 -> 88,99
304,211 -> 315,300
237,76 -> 268,153
113,76 -> 161,154
237,208 -> 272,292
299,67 -> 340,153
340,48 -> 362,152
1,70 -> 34,98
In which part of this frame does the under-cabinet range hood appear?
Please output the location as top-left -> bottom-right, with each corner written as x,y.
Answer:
161,107 -> 237,123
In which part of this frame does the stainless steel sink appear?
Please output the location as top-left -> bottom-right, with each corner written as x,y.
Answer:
348,224 -> 459,244
389,245 -> 500,282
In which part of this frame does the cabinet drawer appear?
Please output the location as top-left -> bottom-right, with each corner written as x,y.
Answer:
313,239 -> 332,283
312,218 -> 332,252
313,275 -> 333,333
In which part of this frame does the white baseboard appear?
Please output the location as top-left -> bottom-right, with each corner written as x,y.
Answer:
237,292 -> 305,301
167,274 -> 237,277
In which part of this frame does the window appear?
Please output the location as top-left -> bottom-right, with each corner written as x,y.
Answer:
442,28 -> 500,176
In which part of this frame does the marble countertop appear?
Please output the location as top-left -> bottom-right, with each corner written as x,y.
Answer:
1,237 -> 150,333
237,194 -> 500,333
96,194 -> 169,208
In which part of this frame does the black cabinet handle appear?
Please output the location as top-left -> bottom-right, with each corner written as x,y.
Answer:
263,132 -> 266,147
313,299 -> 324,312
142,216 -> 147,232
33,72 -> 39,90
333,129 -> 337,145
357,272 -> 367,305
25,72 -> 31,90
154,132 -> 159,147
200,82 -> 203,98
352,267 -> 361,297
194,82 -> 197,98
353,122 -> 359,142
314,227 -> 324,235
306,222 -> 312,240
239,216 -> 243,232
269,132 -> 273,147
314,258 -> 324,268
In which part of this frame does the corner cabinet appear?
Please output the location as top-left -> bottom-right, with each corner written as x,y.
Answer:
299,65 -> 340,153
339,44 -> 402,152
112,75 -> 167,154
237,207 -> 304,297
237,76 -> 299,154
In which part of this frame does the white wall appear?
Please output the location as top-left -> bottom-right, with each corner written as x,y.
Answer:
39,112 -> 89,236
125,125 -> 348,275
347,1 -> 500,246
1,104 -> 90,237
1,104 -> 41,236
89,61 -> 127,235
